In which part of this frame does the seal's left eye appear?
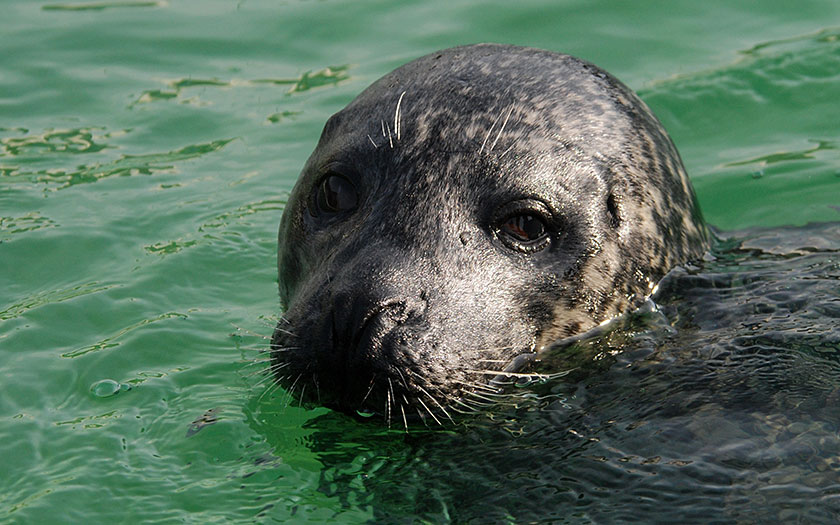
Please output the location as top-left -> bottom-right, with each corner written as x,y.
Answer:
501,214 -> 547,244
316,173 -> 358,213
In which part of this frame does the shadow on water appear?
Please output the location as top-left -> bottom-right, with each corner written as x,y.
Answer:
257,222 -> 840,524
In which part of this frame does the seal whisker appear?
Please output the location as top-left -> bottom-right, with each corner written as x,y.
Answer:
489,104 -> 514,152
270,326 -> 295,337
458,379 -> 503,394
461,387 -> 505,402
478,108 -> 504,154
237,344 -> 272,353
259,373 -> 279,392
254,363 -> 288,380
360,375 -> 377,405
415,395 -> 442,427
415,384 -> 454,424
264,345 -> 298,354
384,394 -> 391,429
462,393 -> 495,406
230,323 -> 273,340
242,355 -> 272,364
367,134 -> 378,149
415,406 -> 430,427
447,402 -> 475,415
394,90 -> 406,141
258,368 -> 295,404
298,382 -> 307,408
242,362 -> 271,374
386,122 -> 394,149
283,373 -> 304,409
498,142 -> 516,159
256,377 -> 276,403
421,398 -> 443,426
395,368 -> 409,390
275,374 -> 299,406
447,388 -> 485,413
399,395 -> 409,432
248,369 -> 275,384
465,369 -> 561,380
386,378 -> 395,428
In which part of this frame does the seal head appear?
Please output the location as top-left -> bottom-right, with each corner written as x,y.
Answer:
270,44 -> 708,421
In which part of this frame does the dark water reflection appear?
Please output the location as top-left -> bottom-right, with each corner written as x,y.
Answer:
271,223 -> 840,523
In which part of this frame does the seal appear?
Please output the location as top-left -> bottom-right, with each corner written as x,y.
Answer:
270,43 -> 709,424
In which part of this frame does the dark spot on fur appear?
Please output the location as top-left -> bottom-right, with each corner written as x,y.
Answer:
607,193 -> 621,228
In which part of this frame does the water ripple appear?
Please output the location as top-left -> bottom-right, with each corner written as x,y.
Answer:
42,1 -> 166,11
131,66 -> 351,107
0,282 -> 115,321
61,311 -> 188,358
1,137 -> 234,190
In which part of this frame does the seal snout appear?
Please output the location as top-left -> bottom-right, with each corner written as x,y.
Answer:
334,289 -> 427,361
324,284 -> 430,401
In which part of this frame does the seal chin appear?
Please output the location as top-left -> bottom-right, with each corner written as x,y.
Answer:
269,43 -> 710,423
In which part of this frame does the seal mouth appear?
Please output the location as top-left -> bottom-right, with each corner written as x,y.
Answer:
271,323 -> 538,427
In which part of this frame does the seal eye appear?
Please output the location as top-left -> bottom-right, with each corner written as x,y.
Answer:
500,214 -> 547,244
316,173 -> 358,214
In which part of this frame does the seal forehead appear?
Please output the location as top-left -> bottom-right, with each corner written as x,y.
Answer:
328,44 -> 647,167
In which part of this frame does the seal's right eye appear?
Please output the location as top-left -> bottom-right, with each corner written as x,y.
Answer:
315,173 -> 358,214
492,200 -> 555,253
501,214 -> 546,243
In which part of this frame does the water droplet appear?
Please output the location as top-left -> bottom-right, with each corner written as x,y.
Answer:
90,379 -> 121,397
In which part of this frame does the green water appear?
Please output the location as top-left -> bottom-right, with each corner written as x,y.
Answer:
1,0 -> 839,523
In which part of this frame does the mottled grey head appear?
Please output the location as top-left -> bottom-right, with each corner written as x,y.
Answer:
271,44 -> 708,423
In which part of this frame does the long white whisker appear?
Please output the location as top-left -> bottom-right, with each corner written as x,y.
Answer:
360,376 -> 376,405
283,373 -> 303,409
479,108 -> 504,154
499,143 -> 516,159
416,395 -> 442,427
394,90 -> 406,141
269,326 -> 295,337
458,380 -> 503,394
298,382 -> 307,408
230,323 -> 273,339
400,395 -> 409,433
489,104 -> 514,152
385,382 -> 393,429
415,384 -> 453,424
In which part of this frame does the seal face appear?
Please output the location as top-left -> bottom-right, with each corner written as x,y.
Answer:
270,44 -> 709,422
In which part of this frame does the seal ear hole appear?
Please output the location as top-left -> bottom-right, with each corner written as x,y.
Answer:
606,193 -> 621,228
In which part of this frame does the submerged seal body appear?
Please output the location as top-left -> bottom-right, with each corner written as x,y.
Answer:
270,44 -> 709,422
